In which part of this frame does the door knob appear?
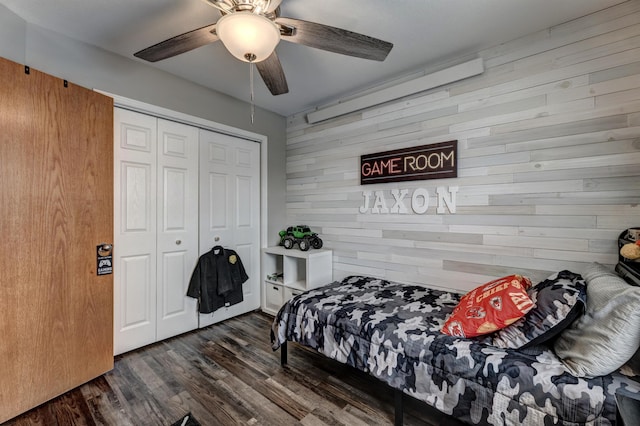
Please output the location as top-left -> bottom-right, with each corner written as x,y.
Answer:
98,243 -> 112,256
176,240 -> 182,245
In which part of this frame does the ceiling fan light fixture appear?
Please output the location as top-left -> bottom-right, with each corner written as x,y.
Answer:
216,11 -> 280,63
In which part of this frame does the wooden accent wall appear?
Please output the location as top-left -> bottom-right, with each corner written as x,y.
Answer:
285,2 -> 640,291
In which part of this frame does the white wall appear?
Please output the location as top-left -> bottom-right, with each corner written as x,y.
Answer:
0,4 -> 288,246
285,1 -> 640,292
0,5 -> 25,64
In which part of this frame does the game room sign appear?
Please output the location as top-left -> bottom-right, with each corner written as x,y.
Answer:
360,140 -> 457,185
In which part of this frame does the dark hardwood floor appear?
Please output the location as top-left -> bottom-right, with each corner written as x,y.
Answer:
5,311 -> 467,426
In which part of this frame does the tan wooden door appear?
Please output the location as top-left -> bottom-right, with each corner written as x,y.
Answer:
0,57 -> 114,423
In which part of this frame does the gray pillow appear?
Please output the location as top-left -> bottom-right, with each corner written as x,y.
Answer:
553,262 -> 640,378
487,270 -> 586,349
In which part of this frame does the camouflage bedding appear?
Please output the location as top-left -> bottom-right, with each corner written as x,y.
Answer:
271,275 -> 640,425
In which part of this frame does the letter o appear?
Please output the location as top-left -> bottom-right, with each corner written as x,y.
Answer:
411,188 -> 430,214
428,153 -> 442,169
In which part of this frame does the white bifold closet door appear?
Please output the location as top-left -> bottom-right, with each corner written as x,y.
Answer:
198,129 -> 261,328
113,108 -> 199,355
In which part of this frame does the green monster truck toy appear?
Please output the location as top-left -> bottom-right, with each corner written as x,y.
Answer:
278,225 -> 323,251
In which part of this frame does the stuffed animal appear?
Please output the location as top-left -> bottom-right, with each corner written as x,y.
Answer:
620,241 -> 640,260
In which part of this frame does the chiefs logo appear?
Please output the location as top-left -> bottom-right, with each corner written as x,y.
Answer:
489,296 -> 502,311
465,306 -> 486,319
446,321 -> 466,338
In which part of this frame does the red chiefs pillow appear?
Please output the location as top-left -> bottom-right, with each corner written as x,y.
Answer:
442,275 -> 534,338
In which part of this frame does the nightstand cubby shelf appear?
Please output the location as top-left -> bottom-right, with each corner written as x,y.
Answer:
262,246 -> 332,315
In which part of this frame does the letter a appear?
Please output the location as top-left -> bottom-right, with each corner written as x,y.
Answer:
372,191 -> 389,214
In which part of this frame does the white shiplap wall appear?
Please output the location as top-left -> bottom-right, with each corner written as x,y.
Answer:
285,1 -> 640,293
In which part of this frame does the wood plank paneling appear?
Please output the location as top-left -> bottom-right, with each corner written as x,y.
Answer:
285,1 -> 640,291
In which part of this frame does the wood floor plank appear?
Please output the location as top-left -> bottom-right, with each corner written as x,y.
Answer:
104,357 -> 170,425
79,376 -> 131,426
263,377 -> 318,417
49,390 -> 97,426
221,374 -> 299,424
5,311 -> 466,426
307,405 -> 375,426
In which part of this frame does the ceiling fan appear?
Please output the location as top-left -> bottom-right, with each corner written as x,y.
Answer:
134,0 -> 393,96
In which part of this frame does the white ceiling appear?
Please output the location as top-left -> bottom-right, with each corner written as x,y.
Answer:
0,0 -> 627,117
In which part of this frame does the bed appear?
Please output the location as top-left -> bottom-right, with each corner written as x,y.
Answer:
271,267 -> 640,425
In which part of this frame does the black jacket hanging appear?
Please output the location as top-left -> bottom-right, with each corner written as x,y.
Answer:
187,246 -> 249,314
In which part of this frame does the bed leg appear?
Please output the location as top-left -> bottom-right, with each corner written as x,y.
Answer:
394,388 -> 403,426
280,341 -> 288,366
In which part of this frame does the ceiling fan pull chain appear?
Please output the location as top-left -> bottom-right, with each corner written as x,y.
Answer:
246,53 -> 257,124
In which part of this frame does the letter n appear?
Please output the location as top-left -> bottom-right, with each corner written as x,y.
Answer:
437,186 -> 458,214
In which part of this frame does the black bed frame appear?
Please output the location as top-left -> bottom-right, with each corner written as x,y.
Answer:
279,341 -> 404,426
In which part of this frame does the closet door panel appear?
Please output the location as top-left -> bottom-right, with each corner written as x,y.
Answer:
234,146 -> 261,309
202,139 -> 234,246
236,242 -> 258,305
198,130 -> 261,327
156,119 -> 198,340
164,168 -> 187,228
114,108 -> 157,355
208,173 -> 230,230
122,163 -> 153,241
160,251 -> 190,319
237,175 -> 253,227
121,255 -> 154,329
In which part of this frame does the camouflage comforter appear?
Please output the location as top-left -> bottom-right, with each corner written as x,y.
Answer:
271,275 -> 640,425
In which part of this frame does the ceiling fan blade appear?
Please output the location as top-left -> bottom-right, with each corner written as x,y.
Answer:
266,0 -> 283,13
276,17 -> 392,61
255,51 -> 289,95
134,23 -> 219,62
